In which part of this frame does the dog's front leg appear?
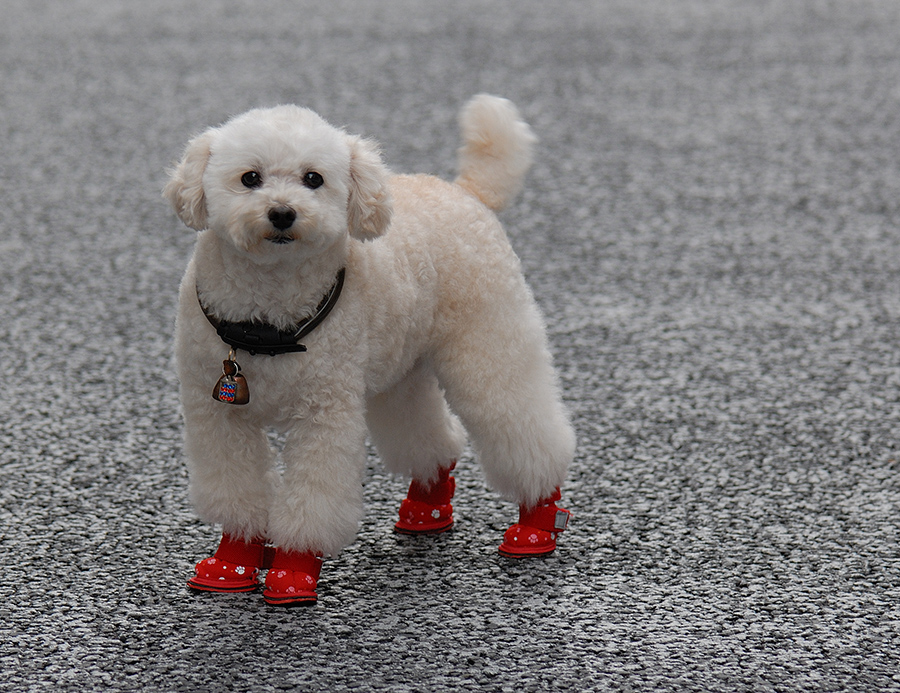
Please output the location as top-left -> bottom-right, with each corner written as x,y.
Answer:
183,405 -> 277,540
268,400 -> 368,554
183,404 -> 280,596
262,393 -> 368,605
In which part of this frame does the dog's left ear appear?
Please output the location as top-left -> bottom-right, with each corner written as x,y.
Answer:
345,135 -> 392,241
163,129 -> 216,231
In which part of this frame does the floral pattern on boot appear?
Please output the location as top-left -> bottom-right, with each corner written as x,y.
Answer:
187,533 -> 271,592
394,461 -> 456,534
262,549 -> 322,606
498,488 -> 571,557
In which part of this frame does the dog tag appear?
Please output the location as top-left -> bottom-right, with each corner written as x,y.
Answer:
212,357 -> 250,405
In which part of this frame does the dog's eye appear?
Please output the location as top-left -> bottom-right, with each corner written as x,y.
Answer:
303,171 -> 324,189
241,171 -> 263,189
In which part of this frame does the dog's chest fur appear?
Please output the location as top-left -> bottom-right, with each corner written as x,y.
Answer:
180,230 -> 438,419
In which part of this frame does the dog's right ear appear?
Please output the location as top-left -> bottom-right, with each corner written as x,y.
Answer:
163,129 -> 216,231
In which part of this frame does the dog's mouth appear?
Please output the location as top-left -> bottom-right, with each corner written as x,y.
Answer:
265,232 -> 296,245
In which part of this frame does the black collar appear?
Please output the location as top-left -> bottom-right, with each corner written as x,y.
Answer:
197,268 -> 345,356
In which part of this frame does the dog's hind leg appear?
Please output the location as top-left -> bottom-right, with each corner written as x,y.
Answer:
432,298 -> 576,555
367,361 -> 467,481
366,362 -> 467,533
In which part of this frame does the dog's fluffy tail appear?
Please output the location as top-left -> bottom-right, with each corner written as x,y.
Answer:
454,94 -> 536,212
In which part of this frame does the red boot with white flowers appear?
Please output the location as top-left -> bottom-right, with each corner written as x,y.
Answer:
187,533 -> 274,593
263,549 -> 322,606
394,461 -> 457,534
498,488 -> 571,557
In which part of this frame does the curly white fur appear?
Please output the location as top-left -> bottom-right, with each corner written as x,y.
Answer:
165,94 -> 575,556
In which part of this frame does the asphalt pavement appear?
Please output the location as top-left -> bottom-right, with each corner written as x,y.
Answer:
2,1 -> 900,691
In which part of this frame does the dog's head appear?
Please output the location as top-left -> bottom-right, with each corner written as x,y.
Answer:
164,106 -> 392,257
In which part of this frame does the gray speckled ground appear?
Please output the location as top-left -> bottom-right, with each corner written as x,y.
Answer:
2,0 -> 900,690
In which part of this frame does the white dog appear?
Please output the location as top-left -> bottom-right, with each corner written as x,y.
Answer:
165,95 -> 575,605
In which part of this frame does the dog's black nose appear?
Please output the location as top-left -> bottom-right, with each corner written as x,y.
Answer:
268,206 -> 296,231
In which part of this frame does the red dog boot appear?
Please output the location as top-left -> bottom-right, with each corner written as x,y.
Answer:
188,533 -> 273,592
263,549 -> 322,606
394,461 -> 456,534
498,488 -> 571,557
